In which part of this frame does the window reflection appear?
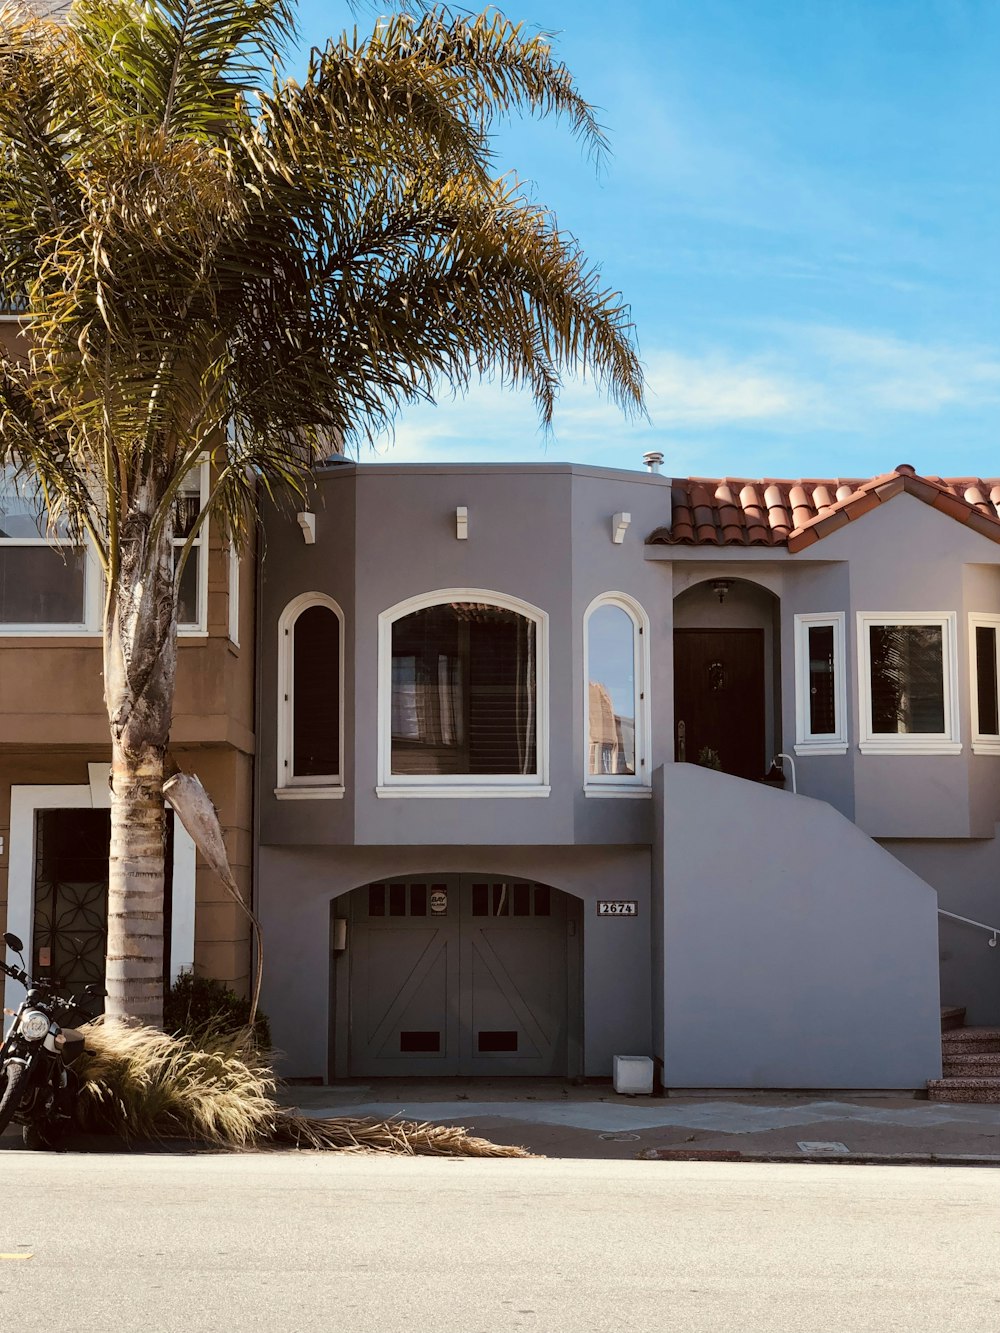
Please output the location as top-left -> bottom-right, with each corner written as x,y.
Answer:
588,603 -> 636,776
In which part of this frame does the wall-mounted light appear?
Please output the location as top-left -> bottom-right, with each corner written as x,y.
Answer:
612,511 -> 631,544
296,511 -> 316,544
456,506 -> 468,540
712,579 -> 732,603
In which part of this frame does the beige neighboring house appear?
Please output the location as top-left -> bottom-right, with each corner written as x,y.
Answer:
0,0 -> 255,1008
0,314 -> 256,1008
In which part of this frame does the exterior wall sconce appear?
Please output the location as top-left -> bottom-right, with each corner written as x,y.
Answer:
456,506 -> 469,540
612,511 -> 631,544
712,579 -> 732,603
296,511 -> 316,545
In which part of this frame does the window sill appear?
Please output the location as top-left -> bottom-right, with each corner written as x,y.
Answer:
584,786 -> 652,799
858,740 -> 962,756
793,742 -> 848,756
274,786 -> 345,800
376,784 -> 551,799
972,739 -> 1000,755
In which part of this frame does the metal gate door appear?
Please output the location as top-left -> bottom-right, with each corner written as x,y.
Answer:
347,876 -> 573,1076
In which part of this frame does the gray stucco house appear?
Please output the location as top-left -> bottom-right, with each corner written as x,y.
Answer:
255,459 -> 1000,1093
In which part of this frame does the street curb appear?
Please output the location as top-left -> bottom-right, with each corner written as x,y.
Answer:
639,1148 -> 1000,1167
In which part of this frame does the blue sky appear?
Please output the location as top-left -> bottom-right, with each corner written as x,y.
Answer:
294,0 -> 1000,480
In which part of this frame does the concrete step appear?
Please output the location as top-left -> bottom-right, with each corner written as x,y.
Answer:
941,1006 -> 967,1032
927,1078 -> 1000,1104
943,1053 -> 1000,1076
942,1027 -> 1000,1054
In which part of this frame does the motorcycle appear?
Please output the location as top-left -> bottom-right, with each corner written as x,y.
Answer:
0,931 -> 106,1150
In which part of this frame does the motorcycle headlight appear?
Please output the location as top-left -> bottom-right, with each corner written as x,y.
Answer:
19,1010 -> 50,1042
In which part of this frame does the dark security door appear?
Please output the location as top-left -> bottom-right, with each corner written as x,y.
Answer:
347,876 -> 573,1076
32,808 -> 175,999
674,629 -> 766,781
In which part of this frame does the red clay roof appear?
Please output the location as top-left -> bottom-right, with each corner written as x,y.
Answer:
648,465 -> 1000,553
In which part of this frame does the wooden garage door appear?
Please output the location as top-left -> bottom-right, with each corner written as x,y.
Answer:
348,876 -> 573,1076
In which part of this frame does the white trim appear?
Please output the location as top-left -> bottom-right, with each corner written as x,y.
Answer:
583,786 -> 652,799
856,612 -> 961,754
276,592 -> 345,794
175,458 -> 210,633
274,786 -> 345,800
969,613 -> 1000,752
376,785 -> 551,799
793,612 -> 847,751
227,544 -> 240,646
4,783 -> 196,1017
582,592 -> 651,792
377,587 -> 549,792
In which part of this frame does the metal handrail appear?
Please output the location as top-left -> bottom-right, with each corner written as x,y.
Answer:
938,909 -> 999,948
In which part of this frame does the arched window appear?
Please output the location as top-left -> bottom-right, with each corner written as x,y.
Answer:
584,594 -> 649,792
277,594 -> 344,797
378,590 -> 548,795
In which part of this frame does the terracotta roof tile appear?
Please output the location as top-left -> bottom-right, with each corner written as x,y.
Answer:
648,467 -> 1000,551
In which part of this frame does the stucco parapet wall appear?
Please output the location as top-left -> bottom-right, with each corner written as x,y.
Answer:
320,461 -> 673,486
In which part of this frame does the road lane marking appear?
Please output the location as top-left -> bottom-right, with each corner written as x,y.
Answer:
0,1253 -> 33,1260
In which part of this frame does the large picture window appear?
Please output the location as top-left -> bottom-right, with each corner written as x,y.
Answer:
276,593 -> 344,798
584,594 -> 650,793
0,465 -> 91,630
378,591 -> 548,796
858,613 -> 960,754
793,613 -> 847,753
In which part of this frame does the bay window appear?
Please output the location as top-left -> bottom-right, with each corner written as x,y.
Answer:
378,591 -> 548,796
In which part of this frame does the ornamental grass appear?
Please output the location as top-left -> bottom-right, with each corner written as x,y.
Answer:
75,1019 -> 530,1158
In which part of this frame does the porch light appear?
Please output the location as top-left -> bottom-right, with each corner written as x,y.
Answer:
712,579 -> 732,603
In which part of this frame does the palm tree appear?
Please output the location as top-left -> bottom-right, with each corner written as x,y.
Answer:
0,0 -> 645,1025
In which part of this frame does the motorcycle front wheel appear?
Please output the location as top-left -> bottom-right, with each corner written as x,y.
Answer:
0,1062 -> 27,1135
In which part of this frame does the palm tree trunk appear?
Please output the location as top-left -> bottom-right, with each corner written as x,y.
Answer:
103,507 -> 178,1026
107,739 -> 167,1025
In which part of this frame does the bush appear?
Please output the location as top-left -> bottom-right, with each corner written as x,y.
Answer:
164,972 -> 271,1051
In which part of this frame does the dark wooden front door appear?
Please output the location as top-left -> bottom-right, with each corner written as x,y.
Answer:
674,629 -> 766,781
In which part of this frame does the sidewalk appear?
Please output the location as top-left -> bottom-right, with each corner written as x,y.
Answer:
277,1079 -> 1000,1163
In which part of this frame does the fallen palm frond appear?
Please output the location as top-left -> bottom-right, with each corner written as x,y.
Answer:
76,1019 -> 531,1158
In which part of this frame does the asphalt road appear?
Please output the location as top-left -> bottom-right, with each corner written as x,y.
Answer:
0,1152 -> 998,1332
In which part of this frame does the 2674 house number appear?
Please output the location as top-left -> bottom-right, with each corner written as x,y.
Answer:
597,900 -> 638,916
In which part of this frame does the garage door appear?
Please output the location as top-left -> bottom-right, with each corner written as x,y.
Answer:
347,875 -> 577,1076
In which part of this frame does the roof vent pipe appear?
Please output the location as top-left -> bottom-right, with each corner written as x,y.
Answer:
643,450 -> 664,474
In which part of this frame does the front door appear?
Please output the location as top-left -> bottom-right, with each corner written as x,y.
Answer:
347,876 -> 576,1076
674,629 -> 766,781
32,808 -> 175,999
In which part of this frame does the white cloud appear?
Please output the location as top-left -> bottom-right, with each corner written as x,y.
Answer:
805,327 -> 1000,414
359,328 -> 1000,473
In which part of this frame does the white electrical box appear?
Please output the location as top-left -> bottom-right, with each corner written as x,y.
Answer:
613,1055 -> 654,1096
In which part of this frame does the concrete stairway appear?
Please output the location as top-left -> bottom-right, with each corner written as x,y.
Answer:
927,1007 -> 1000,1103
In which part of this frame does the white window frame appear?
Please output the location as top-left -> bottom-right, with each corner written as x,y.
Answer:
583,592 -> 651,797
227,543 -> 240,646
0,464 -> 102,635
3,770 -> 197,1020
175,459 -> 210,636
275,592 -> 345,800
969,612 -> 1000,755
857,611 -> 961,755
793,612 -> 848,755
377,588 -> 550,798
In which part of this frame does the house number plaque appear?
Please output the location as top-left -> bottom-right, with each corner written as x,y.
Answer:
597,901 -> 638,917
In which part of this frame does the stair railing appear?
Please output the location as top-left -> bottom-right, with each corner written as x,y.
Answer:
938,909 -> 999,949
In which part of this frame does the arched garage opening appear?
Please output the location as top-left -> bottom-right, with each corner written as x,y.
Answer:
330,874 -> 583,1078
